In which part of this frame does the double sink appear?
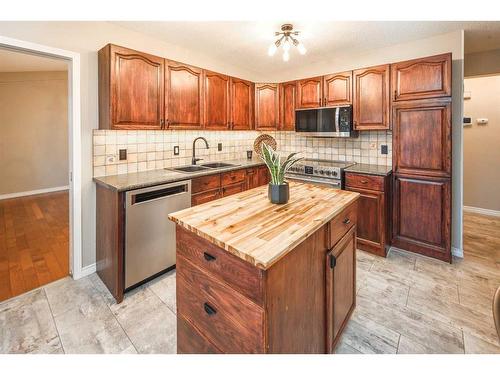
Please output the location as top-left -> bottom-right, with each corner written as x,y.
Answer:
168,162 -> 239,174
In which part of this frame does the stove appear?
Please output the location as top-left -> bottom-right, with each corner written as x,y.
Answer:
285,159 -> 356,189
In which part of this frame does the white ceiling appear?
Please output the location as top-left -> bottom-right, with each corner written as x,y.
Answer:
113,21 -> 500,78
0,48 -> 68,72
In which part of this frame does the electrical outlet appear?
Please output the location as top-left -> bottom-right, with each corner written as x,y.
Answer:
369,142 -> 377,150
106,155 -> 116,164
173,146 -> 180,155
381,145 -> 388,155
218,143 -> 222,151
119,149 -> 127,160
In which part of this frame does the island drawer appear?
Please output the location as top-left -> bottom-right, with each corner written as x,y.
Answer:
329,201 -> 357,247
177,315 -> 222,354
192,174 -> 221,194
221,169 -> 247,186
345,173 -> 385,191
176,255 -> 265,353
176,226 -> 264,305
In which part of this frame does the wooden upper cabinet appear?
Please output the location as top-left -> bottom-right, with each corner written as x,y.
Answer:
99,44 -> 165,130
391,53 -> 452,102
230,77 -> 254,130
279,81 -> 296,131
296,77 -> 323,108
255,83 -> 279,130
353,64 -> 390,131
393,98 -> 451,178
204,70 -> 231,130
165,60 -> 203,129
323,71 -> 352,106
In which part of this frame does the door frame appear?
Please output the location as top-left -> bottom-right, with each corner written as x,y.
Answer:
0,35 -> 83,279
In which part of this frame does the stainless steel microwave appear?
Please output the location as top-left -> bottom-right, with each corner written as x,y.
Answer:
295,105 -> 357,138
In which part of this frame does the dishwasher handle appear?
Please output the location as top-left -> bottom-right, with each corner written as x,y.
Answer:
129,181 -> 191,206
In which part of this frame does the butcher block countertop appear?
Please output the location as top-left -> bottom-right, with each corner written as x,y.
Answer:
169,182 -> 359,270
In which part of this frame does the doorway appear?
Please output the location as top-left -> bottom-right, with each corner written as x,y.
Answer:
0,36 -> 85,302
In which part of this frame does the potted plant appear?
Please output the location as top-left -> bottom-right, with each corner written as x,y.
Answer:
261,143 -> 302,204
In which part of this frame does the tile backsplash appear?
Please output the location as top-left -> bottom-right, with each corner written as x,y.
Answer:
93,129 -> 392,177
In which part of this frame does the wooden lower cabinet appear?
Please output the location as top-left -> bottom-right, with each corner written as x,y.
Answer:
222,182 -> 246,197
345,172 -> 391,257
326,226 -> 356,352
175,201 -> 358,353
191,189 -> 220,206
392,173 -> 451,262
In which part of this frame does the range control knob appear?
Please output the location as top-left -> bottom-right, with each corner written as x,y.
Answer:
332,171 -> 338,177
325,170 -> 331,176
319,170 -> 324,175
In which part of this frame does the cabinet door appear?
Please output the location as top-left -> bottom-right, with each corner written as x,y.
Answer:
296,77 -> 323,108
246,167 -> 259,190
255,84 -> 279,130
191,189 -> 220,206
393,99 -> 451,178
222,182 -> 246,197
392,174 -> 451,262
345,185 -> 386,256
391,53 -> 451,101
323,71 -> 352,106
110,45 -> 165,130
165,61 -> 203,129
326,226 -> 356,353
230,77 -> 254,130
353,64 -> 390,130
204,70 -> 231,130
257,165 -> 270,186
279,81 -> 296,131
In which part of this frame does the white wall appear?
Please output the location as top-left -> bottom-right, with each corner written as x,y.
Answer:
0,23 -> 465,265
0,71 -> 69,195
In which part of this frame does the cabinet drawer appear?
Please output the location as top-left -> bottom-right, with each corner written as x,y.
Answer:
192,174 -> 220,194
345,173 -> 385,191
177,255 -> 265,353
329,201 -> 357,247
177,315 -> 222,354
221,169 -> 246,186
191,189 -> 220,206
222,182 -> 246,197
176,226 -> 264,304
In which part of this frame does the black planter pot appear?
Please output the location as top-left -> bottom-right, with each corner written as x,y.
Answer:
268,183 -> 289,204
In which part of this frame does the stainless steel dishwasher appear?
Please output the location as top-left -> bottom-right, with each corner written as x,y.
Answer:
125,180 -> 191,289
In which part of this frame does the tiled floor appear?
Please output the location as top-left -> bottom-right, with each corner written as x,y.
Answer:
1,212 -> 499,354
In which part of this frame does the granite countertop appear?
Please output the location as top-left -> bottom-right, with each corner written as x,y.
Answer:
345,164 -> 392,176
93,158 -> 266,192
169,182 -> 359,270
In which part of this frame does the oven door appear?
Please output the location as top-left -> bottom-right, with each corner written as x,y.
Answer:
286,175 -> 341,189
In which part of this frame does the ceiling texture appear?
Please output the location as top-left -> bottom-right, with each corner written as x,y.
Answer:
0,48 -> 68,72
113,21 -> 500,78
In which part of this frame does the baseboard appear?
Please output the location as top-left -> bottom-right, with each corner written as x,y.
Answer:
463,205 -> 500,217
76,263 -> 96,279
452,247 -> 464,258
0,185 -> 69,200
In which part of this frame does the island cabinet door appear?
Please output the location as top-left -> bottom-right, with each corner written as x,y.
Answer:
326,226 -> 356,353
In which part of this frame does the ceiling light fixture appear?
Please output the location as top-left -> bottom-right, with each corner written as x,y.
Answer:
268,24 -> 306,62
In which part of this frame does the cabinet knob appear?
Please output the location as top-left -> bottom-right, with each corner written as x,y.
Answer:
343,218 -> 351,225
203,252 -> 216,262
204,302 -> 217,316
361,180 -> 368,184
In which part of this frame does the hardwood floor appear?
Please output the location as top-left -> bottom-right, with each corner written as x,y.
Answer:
0,211 -> 498,353
0,191 -> 69,302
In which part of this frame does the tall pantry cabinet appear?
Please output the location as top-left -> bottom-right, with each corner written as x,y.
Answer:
390,53 -> 453,262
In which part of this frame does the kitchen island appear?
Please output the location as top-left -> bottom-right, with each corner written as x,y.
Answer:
169,182 -> 359,354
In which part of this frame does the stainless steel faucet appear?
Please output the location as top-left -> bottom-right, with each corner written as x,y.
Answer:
192,137 -> 209,165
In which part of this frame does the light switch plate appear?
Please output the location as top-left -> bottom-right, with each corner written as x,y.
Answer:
173,146 -> 180,155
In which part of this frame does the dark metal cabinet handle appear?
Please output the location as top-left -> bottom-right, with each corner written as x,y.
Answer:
394,90 -> 397,100
204,302 -> 217,316
203,252 -> 216,262
343,218 -> 351,225
330,254 -> 337,269
360,180 -> 368,184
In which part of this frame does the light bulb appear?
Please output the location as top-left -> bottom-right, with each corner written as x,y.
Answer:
297,42 -> 307,55
282,38 -> 291,52
268,43 -> 277,56
283,50 -> 290,62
